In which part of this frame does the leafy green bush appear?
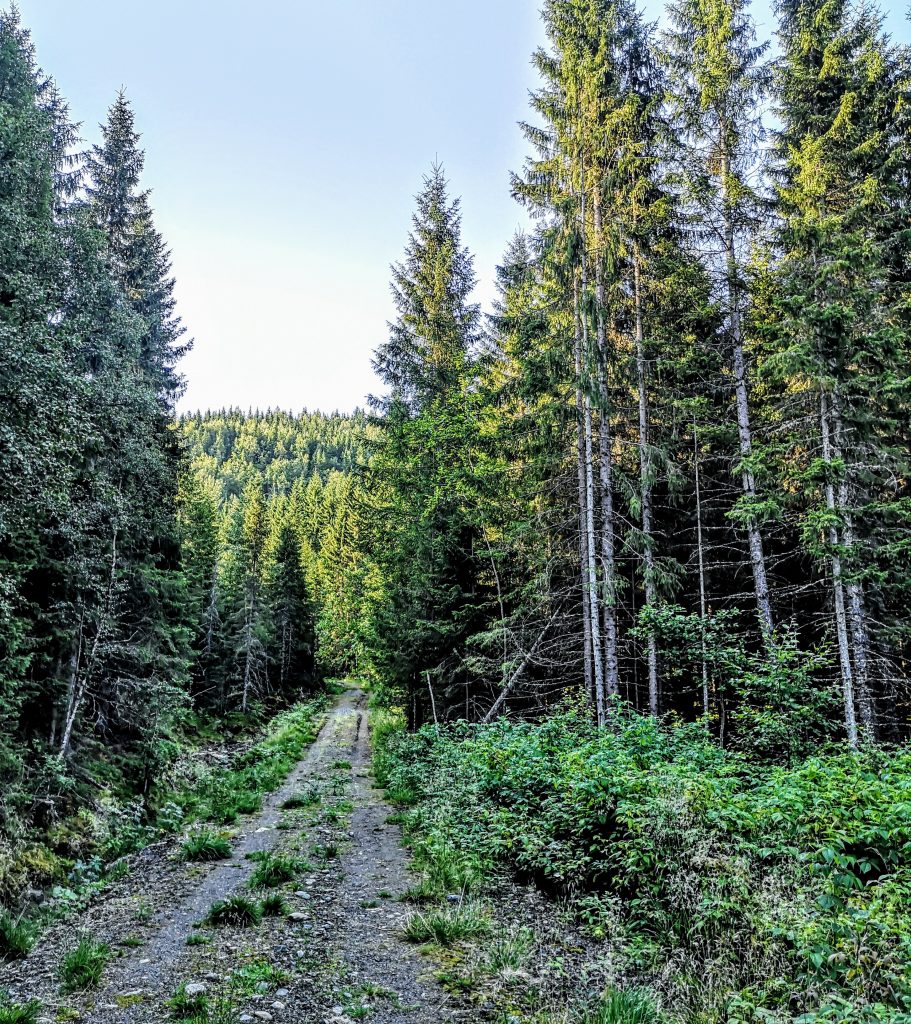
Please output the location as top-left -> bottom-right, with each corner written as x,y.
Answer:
60,935 -> 110,992
376,707 -> 911,1022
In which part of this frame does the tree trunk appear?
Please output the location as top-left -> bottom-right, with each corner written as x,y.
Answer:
831,393 -> 875,739
575,270 -> 605,725
820,388 -> 859,747
721,155 -> 774,640
633,249 -> 658,717
592,193 -> 619,698
694,416 -> 710,720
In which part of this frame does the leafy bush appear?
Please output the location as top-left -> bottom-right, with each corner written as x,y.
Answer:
376,707 -> 911,1021
60,935 -> 110,992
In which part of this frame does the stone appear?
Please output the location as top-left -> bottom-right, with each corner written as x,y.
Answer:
275,988 -> 290,997
239,1017 -> 253,1023
252,1014 -> 274,1022
272,1002 -> 286,1010
184,983 -> 207,998
288,912 -> 307,921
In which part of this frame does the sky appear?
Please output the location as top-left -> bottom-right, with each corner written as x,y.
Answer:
16,1 -> 909,416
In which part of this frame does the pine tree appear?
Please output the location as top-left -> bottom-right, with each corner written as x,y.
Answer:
772,0 -> 911,742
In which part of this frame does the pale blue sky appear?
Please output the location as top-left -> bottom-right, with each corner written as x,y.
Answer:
16,1 -> 908,414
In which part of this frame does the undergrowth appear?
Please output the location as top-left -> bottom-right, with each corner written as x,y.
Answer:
375,704 -> 911,1024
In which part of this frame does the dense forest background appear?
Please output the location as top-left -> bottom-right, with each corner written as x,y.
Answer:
2,0 -> 911,1017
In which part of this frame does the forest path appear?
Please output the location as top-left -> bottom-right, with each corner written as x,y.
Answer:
4,689 -> 459,1023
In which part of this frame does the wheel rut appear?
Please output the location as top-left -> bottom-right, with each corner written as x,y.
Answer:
2,689 -> 457,1023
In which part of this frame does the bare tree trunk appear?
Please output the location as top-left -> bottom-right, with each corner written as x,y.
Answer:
61,530 -> 118,759
575,272 -> 605,725
483,605 -> 563,722
722,157 -> 774,640
694,416 -> 710,720
577,421 -> 594,699
831,394 -> 875,739
592,193 -> 619,698
242,600 -> 254,714
633,250 -> 658,717
820,389 -> 859,747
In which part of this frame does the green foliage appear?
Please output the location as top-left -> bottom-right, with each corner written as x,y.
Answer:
248,852 -> 301,889
205,895 -> 262,928
59,936 -> 110,992
0,1002 -> 41,1024
379,711 -> 911,1019
0,911 -> 35,960
259,892 -> 289,917
280,786 -> 320,810
180,830 -> 231,862
584,988 -> 661,1024
401,903 -> 490,946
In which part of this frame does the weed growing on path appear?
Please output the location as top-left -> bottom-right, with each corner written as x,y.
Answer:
281,785 -> 321,809
205,895 -> 262,927
60,935 -> 110,992
260,892 -> 289,917
180,830 -> 231,862
248,852 -> 301,888
583,988 -> 662,1024
402,903 -> 489,946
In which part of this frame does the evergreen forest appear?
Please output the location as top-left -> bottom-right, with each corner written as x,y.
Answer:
1,1 -> 911,1022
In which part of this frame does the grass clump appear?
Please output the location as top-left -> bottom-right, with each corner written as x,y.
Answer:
248,852 -> 301,888
481,926 -> 534,973
0,910 -> 36,960
0,1002 -> 41,1024
205,894 -> 262,927
259,892 -> 289,917
280,786 -> 321,810
60,936 -> 110,992
166,984 -> 208,1017
180,829 -> 232,862
228,958 -> 289,996
583,988 -> 661,1024
402,903 -> 489,947
186,932 -> 210,946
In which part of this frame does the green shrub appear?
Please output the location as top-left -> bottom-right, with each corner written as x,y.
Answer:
0,910 -> 35,960
180,830 -> 232,862
377,708 -> 911,1021
60,936 -> 110,992
205,894 -> 262,927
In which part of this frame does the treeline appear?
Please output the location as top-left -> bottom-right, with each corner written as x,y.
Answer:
360,0 -> 911,751
0,11 -> 365,893
178,409 -> 377,706
0,9 -> 191,844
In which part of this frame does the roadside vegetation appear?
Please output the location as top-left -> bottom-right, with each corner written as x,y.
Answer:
375,709 -> 911,1024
